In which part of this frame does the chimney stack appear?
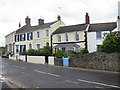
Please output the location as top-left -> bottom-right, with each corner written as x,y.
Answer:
25,16 -> 31,25
85,12 -> 90,24
38,19 -> 44,25
57,15 -> 61,21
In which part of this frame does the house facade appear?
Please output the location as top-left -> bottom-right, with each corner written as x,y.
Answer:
5,31 -> 15,55
52,24 -> 88,52
87,22 -> 117,53
52,13 -> 117,53
14,16 -> 65,59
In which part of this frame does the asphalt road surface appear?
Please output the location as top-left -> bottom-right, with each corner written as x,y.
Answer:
1,58 -> 120,88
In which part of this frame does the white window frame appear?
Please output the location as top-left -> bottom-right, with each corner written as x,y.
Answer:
35,31 -> 41,39
75,33 -> 79,41
57,35 -> 61,43
44,29 -> 50,38
35,43 -> 42,50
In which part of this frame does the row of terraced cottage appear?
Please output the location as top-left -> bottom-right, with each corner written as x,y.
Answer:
5,13 -> 118,62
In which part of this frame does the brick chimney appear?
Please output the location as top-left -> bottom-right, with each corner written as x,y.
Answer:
38,19 -> 44,25
57,15 -> 61,21
25,16 -> 31,25
85,12 -> 90,24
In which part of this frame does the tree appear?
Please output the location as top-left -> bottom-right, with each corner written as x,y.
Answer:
98,31 -> 120,53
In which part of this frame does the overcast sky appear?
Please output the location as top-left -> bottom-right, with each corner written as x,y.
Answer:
0,0 -> 119,46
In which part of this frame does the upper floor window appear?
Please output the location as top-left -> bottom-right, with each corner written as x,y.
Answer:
75,33 -> 79,41
96,31 -> 102,39
57,35 -> 61,43
37,31 -> 40,38
45,30 -> 50,37
27,32 -> 33,40
35,31 -> 41,39
65,34 -> 68,42
15,35 -> 19,42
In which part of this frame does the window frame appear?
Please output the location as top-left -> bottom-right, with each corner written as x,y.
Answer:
75,33 -> 79,41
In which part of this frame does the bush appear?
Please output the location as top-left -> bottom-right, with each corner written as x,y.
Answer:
81,48 -> 89,54
42,46 -> 51,56
98,31 -> 120,53
27,49 -> 37,56
67,50 -> 78,58
53,50 -> 65,58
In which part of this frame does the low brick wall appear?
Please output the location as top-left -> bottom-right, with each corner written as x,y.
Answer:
69,52 -> 120,71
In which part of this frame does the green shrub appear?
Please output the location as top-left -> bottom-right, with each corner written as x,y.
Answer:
42,46 -> 51,56
67,50 -> 78,58
81,48 -> 89,54
27,49 -> 37,56
53,50 -> 65,58
98,31 -> 120,53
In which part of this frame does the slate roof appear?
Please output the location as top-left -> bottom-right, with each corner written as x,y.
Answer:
16,21 -> 57,34
88,22 -> 117,32
52,23 -> 88,34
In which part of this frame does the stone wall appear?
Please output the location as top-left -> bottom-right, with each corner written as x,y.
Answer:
54,57 -> 63,66
69,52 -> 120,71
54,52 -> 120,71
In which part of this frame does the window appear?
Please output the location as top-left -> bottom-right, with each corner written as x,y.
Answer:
27,33 -> 29,40
29,44 -> 32,49
46,30 -> 50,37
57,35 -> 61,42
36,44 -> 41,50
16,35 -> 19,42
75,33 -> 79,41
20,45 -> 26,52
20,34 -> 22,41
35,31 -> 40,39
96,31 -> 102,39
30,32 -> 33,40
62,47 -> 65,52
37,31 -> 40,38
16,45 -> 19,54
65,34 -> 68,42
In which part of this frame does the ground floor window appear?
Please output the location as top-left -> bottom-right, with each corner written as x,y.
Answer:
29,44 -> 32,49
20,45 -> 26,52
16,45 -> 19,54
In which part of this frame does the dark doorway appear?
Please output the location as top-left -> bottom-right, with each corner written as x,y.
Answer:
45,55 -> 48,64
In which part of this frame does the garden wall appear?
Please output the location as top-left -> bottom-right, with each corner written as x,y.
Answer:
54,52 -> 120,71
69,52 -> 120,71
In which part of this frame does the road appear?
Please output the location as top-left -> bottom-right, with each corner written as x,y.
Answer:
1,58 -> 120,88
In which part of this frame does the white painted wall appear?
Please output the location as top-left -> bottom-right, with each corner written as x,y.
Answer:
27,56 -> 45,64
118,1 -> 120,31
9,55 -> 16,60
19,55 -> 26,61
48,56 -> 54,65
88,31 -> 110,53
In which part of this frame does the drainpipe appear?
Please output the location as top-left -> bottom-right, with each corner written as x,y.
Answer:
51,35 -> 53,54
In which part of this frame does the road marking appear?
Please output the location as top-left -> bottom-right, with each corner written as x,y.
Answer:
34,70 -> 47,74
14,65 -> 26,69
34,70 -> 60,77
47,73 -> 60,77
78,79 -> 120,88
65,80 -> 79,84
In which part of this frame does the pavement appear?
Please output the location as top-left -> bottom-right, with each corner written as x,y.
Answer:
1,57 -> 120,88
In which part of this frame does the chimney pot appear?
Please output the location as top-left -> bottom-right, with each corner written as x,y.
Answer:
25,16 -> 31,25
57,15 -> 61,21
38,19 -> 44,25
85,12 -> 90,24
